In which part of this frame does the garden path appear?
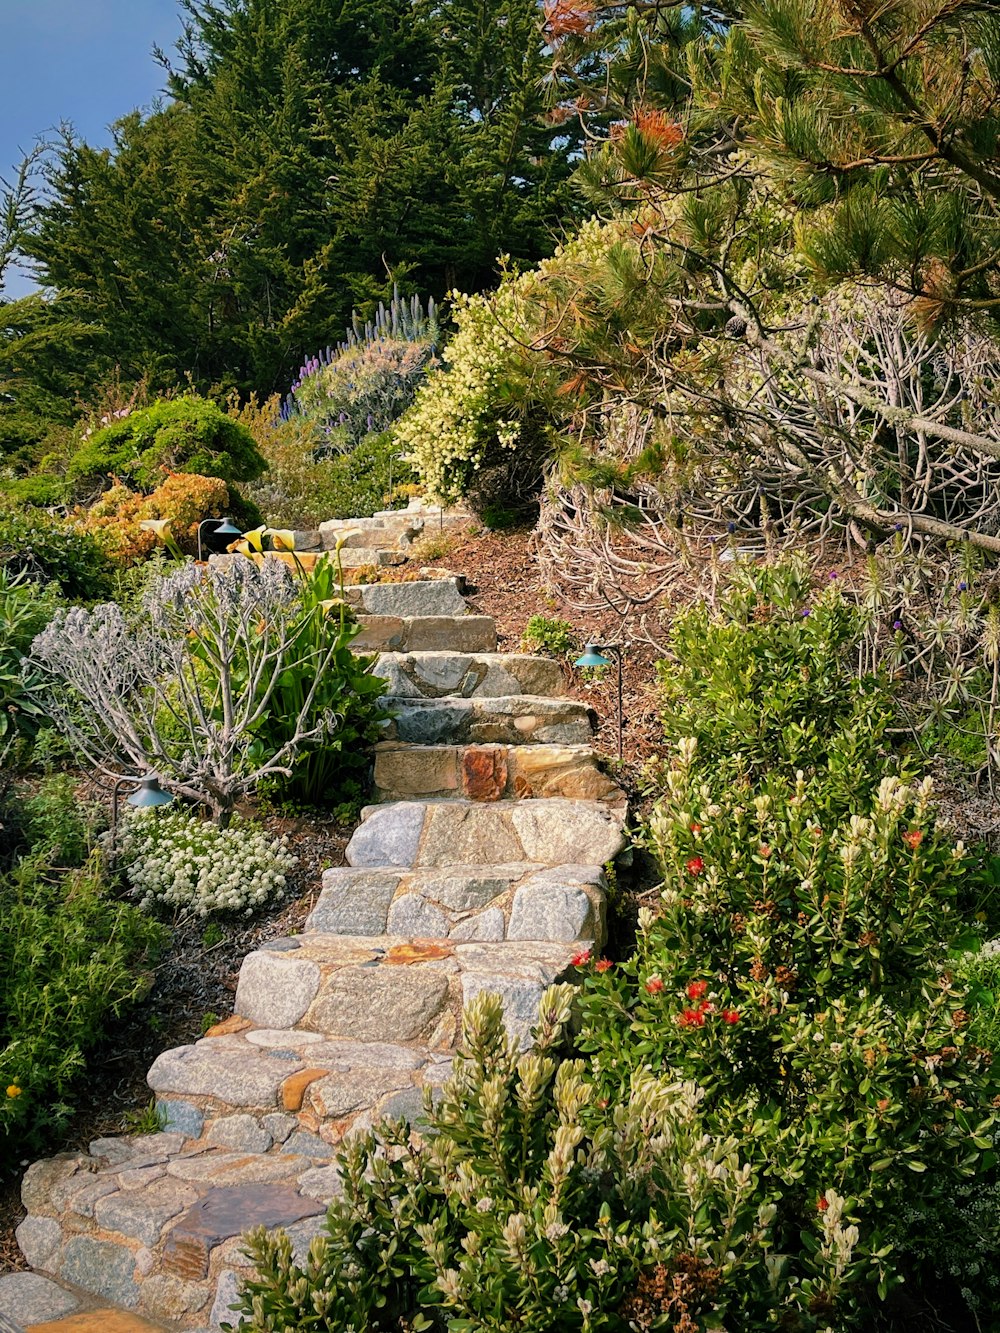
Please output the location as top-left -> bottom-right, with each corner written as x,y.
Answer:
2,509 -> 627,1332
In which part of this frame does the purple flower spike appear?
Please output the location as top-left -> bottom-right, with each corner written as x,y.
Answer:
828,570 -> 839,580
893,620 -> 903,630
801,607 -> 812,618
959,581 -> 968,591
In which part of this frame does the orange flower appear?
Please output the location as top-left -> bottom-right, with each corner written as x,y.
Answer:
595,959 -> 614,973
903,829 -> 924,850
645,976 -> 665,994
758,844 -> 772,860
722,1009 -> 740,1025
571,949 -> 592,967
686,980 -> 708,1001
6,1084 -> 21,1099
686,856 -> 705,876
817,1195 -> 829,1213
543,0 -> 594,39
633,108 -> 684,151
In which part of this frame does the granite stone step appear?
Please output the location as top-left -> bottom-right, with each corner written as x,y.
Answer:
373,742 -> 620,803
334,547 -> 407,569
353,614 -> 497,653
309,862 -> 607,945
382,695 -> 594,746
373,651 -> 566,699
344,577 -> 471,619
345,797 -> 627,869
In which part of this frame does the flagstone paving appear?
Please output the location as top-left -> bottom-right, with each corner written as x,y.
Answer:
9,525 -> 627,1330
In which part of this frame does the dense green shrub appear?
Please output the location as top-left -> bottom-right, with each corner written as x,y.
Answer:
0,504 -> 115,601
0,568 -> 62,743
657,561 -> 905,813
66,396 -> 266,495
118,807 -> 296,917
236,988 -> 780,1333
0,778 -> 163,1151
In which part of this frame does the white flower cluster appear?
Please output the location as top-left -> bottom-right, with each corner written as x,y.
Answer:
119,807 -> 296,917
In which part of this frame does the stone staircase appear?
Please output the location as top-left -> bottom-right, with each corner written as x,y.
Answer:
285,497 -> 472,571
7,573 -> 626,1332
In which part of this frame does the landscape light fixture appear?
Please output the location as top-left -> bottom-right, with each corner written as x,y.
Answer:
574,642 -> 624,760
111,773 -> 174,838
197,517 -> 243,562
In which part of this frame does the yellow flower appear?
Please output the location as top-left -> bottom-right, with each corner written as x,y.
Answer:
242,525 -> 267,553
138,519 -> 171,538
6,1084 -> 21,1098
318,598 -> 345,615
267,529 -> 296,551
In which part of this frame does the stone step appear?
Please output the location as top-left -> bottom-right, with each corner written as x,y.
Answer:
320,525 -> 415,552
373,742 -> 620,803
373,651 -> 566,699
353,614 -> 497,653
344,577 -> 470,619
335,547 -> 407,569
382,695 -> 594,746
345,797 -> 627,869
309,862 -> 607,945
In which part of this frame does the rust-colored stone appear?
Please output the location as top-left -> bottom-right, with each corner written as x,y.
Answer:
28,1315 -> 163,1333
384,942 -> 453,965
461,746 -> 507,801
161,1183 -> 324,1280
203,1015 -> 252,1038
281,1067 -> 327,1112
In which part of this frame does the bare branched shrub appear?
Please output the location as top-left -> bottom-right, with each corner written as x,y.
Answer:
29,559 -> 362,821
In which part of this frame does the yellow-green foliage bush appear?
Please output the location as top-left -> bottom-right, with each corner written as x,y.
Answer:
393,220 -> 627,507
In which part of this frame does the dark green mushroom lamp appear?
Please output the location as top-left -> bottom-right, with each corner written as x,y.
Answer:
574,643 -> 624,760
197,516 -> 243,562
111,773 -> 174,839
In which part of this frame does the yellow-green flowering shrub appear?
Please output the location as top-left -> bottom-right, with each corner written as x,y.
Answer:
394,219 -> 628,509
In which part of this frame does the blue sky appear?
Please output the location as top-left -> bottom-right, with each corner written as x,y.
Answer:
1,0 -> 184,296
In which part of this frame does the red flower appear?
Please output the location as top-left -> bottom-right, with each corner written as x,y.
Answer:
698,999 -> 713,1014
679,1008 -> 706,1028
817,1195 -> 829,1213
722,1009 -> 740,1025
571,949 -> 592,967
687,980 -> 708,1001
758,844 -> 772,860
595,958 -> 614,973
645,976 -> 665,994
686,856 -> 705,876
689,821 -> 702,834
903,829 -> 924,850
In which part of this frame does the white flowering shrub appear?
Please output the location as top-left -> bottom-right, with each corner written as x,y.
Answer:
119,807 -> 296,917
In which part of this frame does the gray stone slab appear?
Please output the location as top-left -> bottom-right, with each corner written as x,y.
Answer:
157,1098 -> 206,1138
148,1038 -> 305,1107
95,1179 -> 197,1246
310,1066 -> 412,1118
14,1214 -> 62,1271
509,801 -> 627,866
307,967 -> 450,1043
206,1114 -> 273,1154
345,803 -> 427,868
284,1129 -> 336,1159
387,892 -> 449,937
507,882 -> 597,944
347,579 -> 469,618
449,907 -> 506,942
308,869 -> 402,933
59,1235 -> 141,1307
235,951 -> 321,1028
209,1268 -> 243,1330
0,1273 -> 80,1324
